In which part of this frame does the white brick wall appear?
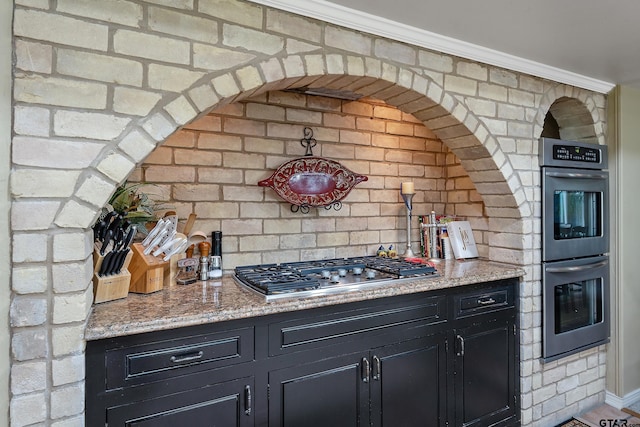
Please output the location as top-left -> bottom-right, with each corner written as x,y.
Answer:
14,9 -> 109,50
9,0 -> 609,425
15,76 -> 107,109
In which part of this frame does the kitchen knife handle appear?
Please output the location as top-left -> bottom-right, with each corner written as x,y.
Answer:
144,229 -> 168,255
153,237 -> 175,257
114,227 -> 125,250
100,211 -> 117,241
93,220 -> 106,242
97,252 -> 113,276
142,219 -> 165,246
100,229 -> 113,256
361,357 -> 370,383
104,250 -> 122,276
107,214 -> 123,233
123,225 -> 136,249
372,355 -> 381,381
111,249 -> 129,275
163,238 -> 188,262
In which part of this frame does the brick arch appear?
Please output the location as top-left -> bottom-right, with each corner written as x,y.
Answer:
535,84 -> 606,144
51,54 -> 524,235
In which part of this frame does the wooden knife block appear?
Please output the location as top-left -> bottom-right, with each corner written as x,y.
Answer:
128,243 -> 169,294
92,246 -> 133,304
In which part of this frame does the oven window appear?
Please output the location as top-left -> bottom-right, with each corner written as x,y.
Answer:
554,279 -> 603,334
553,190 -> 602,240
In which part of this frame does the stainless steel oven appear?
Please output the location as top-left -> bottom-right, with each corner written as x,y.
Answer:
542,255 -> 609,361
541,138 -> 609,262
540,137 -> 610,361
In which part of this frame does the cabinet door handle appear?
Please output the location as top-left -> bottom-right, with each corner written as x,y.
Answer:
244,385 -> 252,416
361,357 -> 370,383
169,350 -> 203,364
456,335 -> 465,357
372,355 -> 381,381
477,297 -> 496,305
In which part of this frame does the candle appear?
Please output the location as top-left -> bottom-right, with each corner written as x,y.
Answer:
401,182 -> 415,195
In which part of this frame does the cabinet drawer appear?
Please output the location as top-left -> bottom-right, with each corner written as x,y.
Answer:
107,376 -> 255,427
453,285 -> 515,320
105,327 -> 254,389
269,294 -> 445,356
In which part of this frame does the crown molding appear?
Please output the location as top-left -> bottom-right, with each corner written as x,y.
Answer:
249,0 -> 615,94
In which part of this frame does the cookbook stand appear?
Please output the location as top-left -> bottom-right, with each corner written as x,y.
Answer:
92,245 -> 133,304
128,243 -> 168,294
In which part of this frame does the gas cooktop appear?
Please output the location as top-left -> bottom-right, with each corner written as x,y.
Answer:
234,256 -> 438,301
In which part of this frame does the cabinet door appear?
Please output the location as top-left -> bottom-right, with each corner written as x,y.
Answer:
370,334 -> 448,427
268,353 -> 369,427
107,377 -> 254,427
453,319 -> 517,427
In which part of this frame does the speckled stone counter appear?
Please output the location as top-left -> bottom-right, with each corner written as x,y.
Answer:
85,258 -> 525,341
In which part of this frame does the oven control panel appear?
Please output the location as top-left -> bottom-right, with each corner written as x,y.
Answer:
539,137 -> 607,169
552,144 -> 601,163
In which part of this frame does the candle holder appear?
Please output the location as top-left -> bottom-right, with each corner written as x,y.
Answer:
401,192 -> 415,258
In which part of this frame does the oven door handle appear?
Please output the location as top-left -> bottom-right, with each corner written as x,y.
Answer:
546,260 -> 608,273
545,170 -> 608,180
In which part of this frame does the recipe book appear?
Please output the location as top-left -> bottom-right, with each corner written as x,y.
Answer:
447,221 -> 479,259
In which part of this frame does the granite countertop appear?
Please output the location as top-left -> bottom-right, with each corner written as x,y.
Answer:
85,258 -> 525,341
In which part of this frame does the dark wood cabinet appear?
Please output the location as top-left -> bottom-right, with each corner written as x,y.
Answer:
268,352 -> 369,427
453,319 -> 518,427
268,334 -> 448,427
370,334 -> 448,427
107,377 -> 254,427
85,324 -> 257,427
450,281 -> 520,427
86,278 -> 520,427
266,292 -> 447,427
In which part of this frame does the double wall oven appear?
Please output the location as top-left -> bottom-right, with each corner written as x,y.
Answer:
540,137 -> 610,362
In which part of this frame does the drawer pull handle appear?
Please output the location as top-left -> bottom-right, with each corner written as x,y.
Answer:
244,385 -> 252,416
372,355 -> 381,381
456,335 -> 465,357
477,297 -> 496,305
361,357 -> 370,383
170,350 -> 204,363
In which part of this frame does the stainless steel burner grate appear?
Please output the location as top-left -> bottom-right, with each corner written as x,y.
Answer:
234,256 -> 437,300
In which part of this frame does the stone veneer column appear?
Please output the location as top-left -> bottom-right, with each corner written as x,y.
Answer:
1,0 -> 12,425
9,0 -> 607,425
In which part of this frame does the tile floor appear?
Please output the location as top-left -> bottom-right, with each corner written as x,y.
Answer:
574,404 -> 640,426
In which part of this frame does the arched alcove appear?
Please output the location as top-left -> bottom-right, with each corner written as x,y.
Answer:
537,94 -> 604,145
69,66 -> 529,271
126,88 -> 496,265
50,66 -> 524,257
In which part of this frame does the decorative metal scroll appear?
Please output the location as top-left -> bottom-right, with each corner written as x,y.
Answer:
300,127 -> 317,156
258,128 -> 368,213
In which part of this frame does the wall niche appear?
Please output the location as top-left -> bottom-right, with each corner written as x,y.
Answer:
129,91 -> 488,268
